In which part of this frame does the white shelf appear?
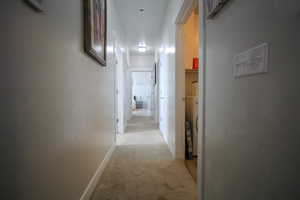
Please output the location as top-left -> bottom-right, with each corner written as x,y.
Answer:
185,69 -> 199,73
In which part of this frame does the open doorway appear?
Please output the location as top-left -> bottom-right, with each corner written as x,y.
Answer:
117,68 -> 160,144
131,71 -> 154,117
175,1 -> 202,183
118,53 -> 159,139
183,8 -> 200,182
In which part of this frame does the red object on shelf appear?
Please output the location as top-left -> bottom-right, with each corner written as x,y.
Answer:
193,57 -> 199,70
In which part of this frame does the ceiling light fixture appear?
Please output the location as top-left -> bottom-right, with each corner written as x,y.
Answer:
138,42 -> 146,47
138,41 -> 147,53
138,46 -> 147,53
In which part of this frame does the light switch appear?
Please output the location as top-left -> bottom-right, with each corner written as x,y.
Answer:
234,43 -> 268,78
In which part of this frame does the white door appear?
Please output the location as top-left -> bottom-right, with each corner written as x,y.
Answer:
113,46 -> 119,137
159,55 -> 169,141
115,46 -> 125,134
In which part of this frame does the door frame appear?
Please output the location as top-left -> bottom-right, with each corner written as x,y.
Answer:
128,69 -> 155,118
175,0 -> 199,159
174,1 -> 207,200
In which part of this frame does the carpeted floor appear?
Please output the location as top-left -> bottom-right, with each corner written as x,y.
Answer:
91,112 -> 197,200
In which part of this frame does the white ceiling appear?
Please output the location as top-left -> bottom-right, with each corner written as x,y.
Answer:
113,0 -> 170,55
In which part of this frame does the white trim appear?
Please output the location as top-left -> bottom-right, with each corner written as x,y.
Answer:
128,68 -> 154,72
174,0 -> 199,160
174,0 -> 207,199
175,0 -> 198,24
175,23 -> 186,160
198,1 -> 206,200
80,143 -> 116,200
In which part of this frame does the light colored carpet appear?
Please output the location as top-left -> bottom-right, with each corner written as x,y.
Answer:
91,114 -> 197,200
184,159 -> 198,182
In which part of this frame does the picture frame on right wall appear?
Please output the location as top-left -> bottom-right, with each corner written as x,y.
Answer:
206,0 -> 230,19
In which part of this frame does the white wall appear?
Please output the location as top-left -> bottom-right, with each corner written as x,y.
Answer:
130,54 -> 155,70
0,1 -> 125,199
157,0 -> 184,157
123,49 -> 132,128
203,0 -> 300,200
115,46 -> 129,134
158,51 -> 170,141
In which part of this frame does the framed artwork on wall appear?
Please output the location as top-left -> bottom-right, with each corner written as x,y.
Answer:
84,0 -> 107,66
206,0 -> 230,19
24,0 -> 43,12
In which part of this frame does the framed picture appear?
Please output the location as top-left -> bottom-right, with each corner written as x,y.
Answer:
24,0 -> 43,12
206,0 -> 230,19
84,0 -> 107,66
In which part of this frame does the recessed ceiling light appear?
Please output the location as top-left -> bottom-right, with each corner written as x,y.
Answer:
138,42 -> 146,47
138,47 -> 146,53
138,41 -> 146,52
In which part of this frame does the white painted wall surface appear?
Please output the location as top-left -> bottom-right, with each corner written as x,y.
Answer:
158,0 -> 184,157
130,54 -> 155,70
123,49 -> 132,127
159,52 -> 170,142
115,45 -> 127,134
203,0 -> 300,200
0,1 -> 125,199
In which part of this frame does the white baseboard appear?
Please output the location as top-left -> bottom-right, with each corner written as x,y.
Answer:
80,143 -> 116,200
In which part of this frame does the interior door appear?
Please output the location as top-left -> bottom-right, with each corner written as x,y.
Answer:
159,56 -> 169,139
113,47 -> 119,136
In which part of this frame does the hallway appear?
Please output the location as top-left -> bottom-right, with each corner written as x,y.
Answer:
91,113 -> 197,200
3,1 -> 300,200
